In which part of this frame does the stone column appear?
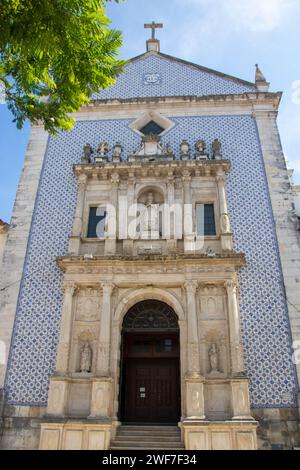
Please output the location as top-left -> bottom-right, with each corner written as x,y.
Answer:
225,279 -> 245,376
96,282 -> 114,376
216,172 -> 233,251
123,172 -> 135,255
55,282 -> 76,375
182,170 -> 195,252
184,281 -> 205,420
69,174 -> 87,254
166,172 -> 177,253
105,173 -> 119,255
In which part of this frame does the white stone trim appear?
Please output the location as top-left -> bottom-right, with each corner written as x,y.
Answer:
0,125 -> 48,388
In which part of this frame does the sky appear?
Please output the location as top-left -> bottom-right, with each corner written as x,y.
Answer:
0,0 -> 300,223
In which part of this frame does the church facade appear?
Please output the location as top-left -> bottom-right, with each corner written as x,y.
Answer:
0,31 -> 299,450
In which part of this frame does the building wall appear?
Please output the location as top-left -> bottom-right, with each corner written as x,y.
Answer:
0,223 -> 9,267
0,91 -> 299,448
255,112 -> 300,396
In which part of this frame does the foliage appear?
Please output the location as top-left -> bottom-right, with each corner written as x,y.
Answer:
0,0 -> 125,134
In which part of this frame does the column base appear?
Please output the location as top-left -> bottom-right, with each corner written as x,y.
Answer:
221,233 -> 233,251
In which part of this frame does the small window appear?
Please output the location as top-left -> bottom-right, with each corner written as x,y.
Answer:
87,207 -> 106,238
196,203 -> 216,236
140,120 -> 164,136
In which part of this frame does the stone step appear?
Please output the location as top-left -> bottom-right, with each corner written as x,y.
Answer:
115,435 -> 182,442
111,444 -> 185,450
110,425 -> 184,450
119,425 -> 179,431
117,430 -> 180,437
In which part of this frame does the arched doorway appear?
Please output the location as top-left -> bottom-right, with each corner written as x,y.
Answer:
119,300 -> 181,424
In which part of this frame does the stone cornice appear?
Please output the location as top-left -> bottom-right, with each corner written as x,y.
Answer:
80,92 -> 282,113
57,252 -> 246,272
73,159 -> 230,180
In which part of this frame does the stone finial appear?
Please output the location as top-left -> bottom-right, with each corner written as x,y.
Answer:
195,139 -> 208,160
212,139 -> 222,160
255,64 -> 270,92
112,143 -> 122,162
97,142 -> 109,157
95,142 -> 109,163
180,140 -> 190,160
82,143 -> 93,163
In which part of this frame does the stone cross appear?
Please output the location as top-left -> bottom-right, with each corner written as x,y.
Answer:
144,21 -> 163,40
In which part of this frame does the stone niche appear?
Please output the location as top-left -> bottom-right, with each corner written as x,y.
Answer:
69,288 -> 101,376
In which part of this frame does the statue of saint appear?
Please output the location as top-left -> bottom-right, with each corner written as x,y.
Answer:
208,343 -> 220,373
80,342 -> 92,373
141,192 -> 159,235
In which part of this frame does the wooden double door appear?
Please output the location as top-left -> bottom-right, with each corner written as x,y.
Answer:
120,333 -> 180,424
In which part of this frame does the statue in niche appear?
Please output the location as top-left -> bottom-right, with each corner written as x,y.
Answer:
141,192 -> 159,235
208,343 -> 221,373
80,342 -> 92,373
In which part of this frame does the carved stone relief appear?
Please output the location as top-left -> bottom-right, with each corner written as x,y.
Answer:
75,288 -> 101,322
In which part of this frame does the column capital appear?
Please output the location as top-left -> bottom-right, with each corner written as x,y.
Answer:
101,282 -> 115,296
184,280 -> 198,294
63,282 -> 77,296
78,173 -> 88,185
110,172 -> 120,186
216,172 -> 226,184
182,170 -> 191,183
225,279 -> 238,294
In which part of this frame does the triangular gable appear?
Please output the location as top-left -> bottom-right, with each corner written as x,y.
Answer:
92,52 -> 256,101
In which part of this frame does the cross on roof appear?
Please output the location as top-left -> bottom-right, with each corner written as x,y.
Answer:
144,21 -> 163,40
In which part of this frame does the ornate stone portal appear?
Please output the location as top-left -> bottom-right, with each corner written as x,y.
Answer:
40,157 -> 257,449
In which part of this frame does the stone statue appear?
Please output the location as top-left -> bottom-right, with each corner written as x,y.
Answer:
97,142 -> 109,157
142,192 -> 159,235
208,343 -> 220,373
82,143 -> 93,163
212,139 -> 222,159
80,342 -> 92,373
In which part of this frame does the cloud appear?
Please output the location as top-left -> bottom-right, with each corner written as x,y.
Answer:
223,0 -> 296,32
173,0 -> 298,68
